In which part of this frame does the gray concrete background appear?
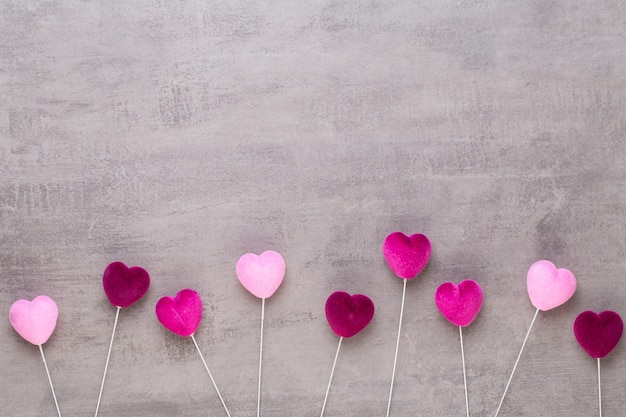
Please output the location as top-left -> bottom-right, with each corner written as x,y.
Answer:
1,1 -> 625,416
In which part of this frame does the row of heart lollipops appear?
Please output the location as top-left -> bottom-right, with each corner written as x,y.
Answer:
8,232 -> 623,417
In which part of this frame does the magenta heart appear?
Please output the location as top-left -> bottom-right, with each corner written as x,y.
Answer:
527,260 -> 576,311
325,291 -> 375,338
10,295 -> 59,345
435,280 -> 483,327
155,289 -> 202,337
382,232 -> 432,279
236,250 -> 285,299
102,261 -> 150,308
574,310 -> 623,359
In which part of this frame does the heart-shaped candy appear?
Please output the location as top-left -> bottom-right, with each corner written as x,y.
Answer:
527,260 -> 576,311
382,232 -> 432,279
155,289 -> 202,337
325,291 -> 375,338
10,295 -> 59,345
435,280 -> 483,327
236,250 -> 285,299
574,310 -> 623,359
103,261 -> 150,308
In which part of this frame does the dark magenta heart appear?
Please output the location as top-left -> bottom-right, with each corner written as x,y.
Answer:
325,291 -> 375,338
102,262 -> 150,308
435,280 -> 483,327
382,232 -> 432,279
574,310 -> 623,359
155,289 -> 203,338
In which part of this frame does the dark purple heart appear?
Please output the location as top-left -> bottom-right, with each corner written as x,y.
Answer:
382,232 -> 432,279
574,310 -> 623,359
325,291 -> 375,338
435,280 -> 483,327
102,262 -> 150,308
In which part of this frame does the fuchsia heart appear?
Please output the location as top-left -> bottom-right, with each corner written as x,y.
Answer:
527,260 -> 576,311
574,310 -> 623,359
103,261 -> 150,308
325,291 -> 375,338
155,289 -> 203,337
236,250 -> 285,299
435,280 -> 483,327
382,232 -> 432,279
10,295 -> 59,345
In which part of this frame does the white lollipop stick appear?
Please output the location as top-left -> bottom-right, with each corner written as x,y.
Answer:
95,306 -> 121,417
386,278 -> 407,417
190,334 -> 231,417
257,298 -> 265,417
597,358 -> 602,417
459,326 -> 469,417
494,308 -> 540,417
39,344 -> 62,417
320,337 -> 343,417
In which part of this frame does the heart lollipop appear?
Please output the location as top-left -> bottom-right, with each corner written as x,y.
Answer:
236,250 -> 286,417
382,231 -> 431,417
574,310 -> 623,417
495,260 -> 577,417
320,291 -> 375,417
435,280 -> 483,417
10,296 -> 62,417
156,289 -> 231,416
95,262 -> 151,417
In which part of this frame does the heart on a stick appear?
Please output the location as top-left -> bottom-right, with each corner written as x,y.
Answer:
382,232 -> 431,279
155,289 -> 202,337
103,261 -> 150,308
236,250 -> 285,299
10,295 -> 59,345
325,291 -> 375,338
527,260 -> 576,311
574,310 -> 623,359
435,280 -> 483,327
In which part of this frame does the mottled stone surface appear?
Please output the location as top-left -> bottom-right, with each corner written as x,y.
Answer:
1,1 -> 625,416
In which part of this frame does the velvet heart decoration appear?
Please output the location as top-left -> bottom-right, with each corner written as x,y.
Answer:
155,289 -> 202,337
325,291 -> 375,338
574,310 -> 623,359
382,232 -> 432,279
236,250 -> 285,299
10,295 -> 59,345
435,280 -> 483,327
103,261 -> 150,308
527,260 -> 576,311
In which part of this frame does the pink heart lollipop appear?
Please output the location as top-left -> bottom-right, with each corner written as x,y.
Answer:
382,232 -> 432,279
155,289 -> 202,337
236,250 -> 285,298
10,295 -> 58,345
574,310 -> 623,359
325,291 -> 375,338
103,261 -> 150,308
435,280 -> 483,327
527,260 -> 576,311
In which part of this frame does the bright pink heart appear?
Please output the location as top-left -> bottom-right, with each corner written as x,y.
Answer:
574,310 -> 623,359
382,232 -> 432,279
435,280 -> 483,327
10,295 -> 59,345
236,250 -> 285,299
155,289 -> 202,337
325,291 -> 375,338
527,260 -> 576,311
103,261 -> 150,308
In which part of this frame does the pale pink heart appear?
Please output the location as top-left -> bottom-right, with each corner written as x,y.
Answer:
236,250 -> 285,299
527,260 -> 576,311
9,295 -> 59,345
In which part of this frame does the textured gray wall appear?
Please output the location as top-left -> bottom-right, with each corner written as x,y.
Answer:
1,1 -> 625,416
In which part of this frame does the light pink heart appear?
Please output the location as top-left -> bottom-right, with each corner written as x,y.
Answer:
10,295 -> 59,345
236,250 -> 285,299
527,260 -> 576,311
435,280 -> 484,327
